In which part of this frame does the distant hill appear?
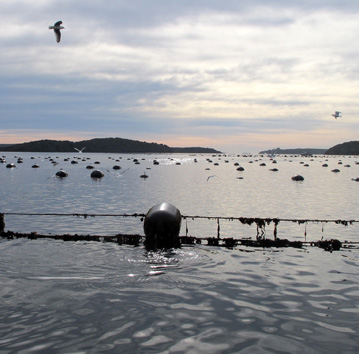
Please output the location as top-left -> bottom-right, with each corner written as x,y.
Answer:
0,137 -> 221,154
171,147 -> 221,153
325,141 -> 359,155
259,147 -> 327,155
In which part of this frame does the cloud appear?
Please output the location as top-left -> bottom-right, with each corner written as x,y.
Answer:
0,1 -> 358,153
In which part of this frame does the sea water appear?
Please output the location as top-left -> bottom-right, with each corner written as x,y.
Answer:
0,152 -> 358,353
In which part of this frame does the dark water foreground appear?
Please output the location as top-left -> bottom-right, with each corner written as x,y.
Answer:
0,238 -> 358,353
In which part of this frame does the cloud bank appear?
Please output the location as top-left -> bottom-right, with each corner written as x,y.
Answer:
0,0 -> 358,152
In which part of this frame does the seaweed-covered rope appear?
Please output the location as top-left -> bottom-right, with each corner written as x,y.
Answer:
1,212 -> 358,225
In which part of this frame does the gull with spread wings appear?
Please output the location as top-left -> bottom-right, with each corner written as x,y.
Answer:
49,21 -> 65,43
331,111 -> 342,119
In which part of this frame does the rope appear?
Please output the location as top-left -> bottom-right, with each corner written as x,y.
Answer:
2,212 -> 358,225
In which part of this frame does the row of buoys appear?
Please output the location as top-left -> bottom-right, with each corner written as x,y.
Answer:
54,169 -> 104,178
53,169 -> 147,180
2,155 -> 358,183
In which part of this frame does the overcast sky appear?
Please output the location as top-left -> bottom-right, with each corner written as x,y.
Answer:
1,0 -> 358,153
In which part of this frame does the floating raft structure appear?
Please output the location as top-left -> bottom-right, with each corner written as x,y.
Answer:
1,212 -> 358,252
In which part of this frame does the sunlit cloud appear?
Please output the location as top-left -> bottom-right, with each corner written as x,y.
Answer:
0,1 -> 358,153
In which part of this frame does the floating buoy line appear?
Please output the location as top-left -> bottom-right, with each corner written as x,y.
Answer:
1,212 -> 358,252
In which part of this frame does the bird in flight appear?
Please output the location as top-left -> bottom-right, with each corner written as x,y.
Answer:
49,21 -> 65,43
331,111 -> 342,119
74,147 -> 86,153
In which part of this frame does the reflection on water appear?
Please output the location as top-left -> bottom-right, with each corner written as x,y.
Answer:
0,238 -> 358,353
1,153 -> 359,353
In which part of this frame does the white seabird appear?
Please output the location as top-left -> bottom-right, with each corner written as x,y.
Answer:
331,111 -> 342,119
74,147 -> 86,153
49,21 -> 65,43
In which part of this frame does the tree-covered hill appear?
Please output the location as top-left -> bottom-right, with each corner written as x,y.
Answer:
1,137 -> 221,154
259,147 -> 327,155
325,141 -> 359,155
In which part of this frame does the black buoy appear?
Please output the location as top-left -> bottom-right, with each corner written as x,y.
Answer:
91,170 -> 104,178
56,170 -> 68,178
143,202 -> 182,250
291,175 -> 304,181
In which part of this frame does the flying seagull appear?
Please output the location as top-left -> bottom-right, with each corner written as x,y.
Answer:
74,147 -> 86,153
331,111 -> 342,119
49,21 -> 65,43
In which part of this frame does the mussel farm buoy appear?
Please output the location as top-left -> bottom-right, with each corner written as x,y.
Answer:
56,170 -> 68,178
143,202 -> 182,250
91,170 -> 104,178
291,175 -> 304,181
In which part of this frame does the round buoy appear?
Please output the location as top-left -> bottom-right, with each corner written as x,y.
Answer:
56,170 -> 68,178
143,202 -> 182,250
291,175 -> 304,181
91,170 -> 104,178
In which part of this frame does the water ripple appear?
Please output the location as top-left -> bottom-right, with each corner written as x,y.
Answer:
0,235 -> 358,353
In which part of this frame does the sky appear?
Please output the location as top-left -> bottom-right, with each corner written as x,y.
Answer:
0,0 -> 358,153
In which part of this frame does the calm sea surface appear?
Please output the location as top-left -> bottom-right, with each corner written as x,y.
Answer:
0,152 -> 358,353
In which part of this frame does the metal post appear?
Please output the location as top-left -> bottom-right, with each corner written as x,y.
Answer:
0,214 -> 5,233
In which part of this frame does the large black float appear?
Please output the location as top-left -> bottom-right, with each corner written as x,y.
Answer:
143,202 -> 182,250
